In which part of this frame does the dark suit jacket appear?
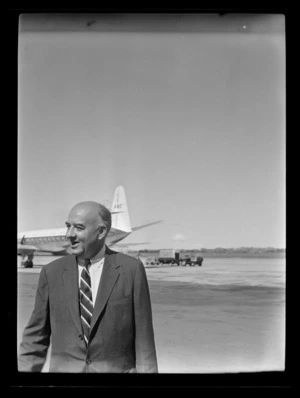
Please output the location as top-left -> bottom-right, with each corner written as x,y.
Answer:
18,247 -> 158,373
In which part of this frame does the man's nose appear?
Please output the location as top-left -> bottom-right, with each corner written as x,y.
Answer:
66,226 -> 76,239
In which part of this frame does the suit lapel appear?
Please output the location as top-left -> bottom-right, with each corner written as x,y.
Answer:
90,249 -> 120,333
62,255 -> 83,335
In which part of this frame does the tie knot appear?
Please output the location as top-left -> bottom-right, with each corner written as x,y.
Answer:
84,259 -> 91,268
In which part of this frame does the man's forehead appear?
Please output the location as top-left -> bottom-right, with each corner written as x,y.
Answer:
67,202 -> 101,223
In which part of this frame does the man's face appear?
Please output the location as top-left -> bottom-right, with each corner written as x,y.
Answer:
65,204 -> 104,259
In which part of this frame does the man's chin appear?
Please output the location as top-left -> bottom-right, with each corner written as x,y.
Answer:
70,244 -> 83,255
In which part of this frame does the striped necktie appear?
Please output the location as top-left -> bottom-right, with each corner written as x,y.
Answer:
79,259 -> 93,345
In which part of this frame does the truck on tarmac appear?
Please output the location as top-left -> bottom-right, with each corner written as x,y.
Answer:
157,249 -> 203,266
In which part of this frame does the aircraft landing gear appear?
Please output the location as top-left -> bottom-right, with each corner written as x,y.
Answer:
23,260 -> 33,268
21,253 -> 34,268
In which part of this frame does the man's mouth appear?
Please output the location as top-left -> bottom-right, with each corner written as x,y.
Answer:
71,242 -> 79,248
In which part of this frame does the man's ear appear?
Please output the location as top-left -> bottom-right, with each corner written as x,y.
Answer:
98,226 -> 106,239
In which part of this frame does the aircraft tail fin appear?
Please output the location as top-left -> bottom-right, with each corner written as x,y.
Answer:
110,186 -> 132,233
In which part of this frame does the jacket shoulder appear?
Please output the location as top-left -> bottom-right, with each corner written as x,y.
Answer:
42,255 -> 73,274
110,252 -> 143,272
114,252 -> 141,265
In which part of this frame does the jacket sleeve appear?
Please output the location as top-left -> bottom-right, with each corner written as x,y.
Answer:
133,261 -> 158,373
18,266 -> 51,372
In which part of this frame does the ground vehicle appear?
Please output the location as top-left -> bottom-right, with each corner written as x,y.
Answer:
187,254 -> 203,266
157,249 -> 203,266
157,249 -> 179,264
176,253 -> 203,266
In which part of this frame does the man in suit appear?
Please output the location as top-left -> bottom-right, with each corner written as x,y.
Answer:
18,201 -> 158,373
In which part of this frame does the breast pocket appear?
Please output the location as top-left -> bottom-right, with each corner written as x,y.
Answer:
109,295 -> 132,307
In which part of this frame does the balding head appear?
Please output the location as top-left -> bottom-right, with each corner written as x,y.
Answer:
69,201 -> 111,233
65,201 -> 111,260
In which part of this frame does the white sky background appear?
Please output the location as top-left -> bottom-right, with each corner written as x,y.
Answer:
18,14 -> 285,249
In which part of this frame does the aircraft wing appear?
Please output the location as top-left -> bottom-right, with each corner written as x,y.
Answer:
37,242 -> 70,253
17,244 -> 39,254
17,244 -> 60,254
114,242 -> 150,248
18,242 -> 70,255
131,220 -> 162,232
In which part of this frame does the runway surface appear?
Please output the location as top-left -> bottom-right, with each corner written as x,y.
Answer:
17,255 -> 285,373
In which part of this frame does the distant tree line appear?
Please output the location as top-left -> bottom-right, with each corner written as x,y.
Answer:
134,247 -> 285,254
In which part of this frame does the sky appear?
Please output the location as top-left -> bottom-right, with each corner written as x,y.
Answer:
18,14 -> 286,250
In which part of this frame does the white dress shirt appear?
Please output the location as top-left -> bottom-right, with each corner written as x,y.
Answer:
78,246 -> 106,306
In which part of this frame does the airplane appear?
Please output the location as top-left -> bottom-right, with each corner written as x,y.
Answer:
17,185 -> 161,268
